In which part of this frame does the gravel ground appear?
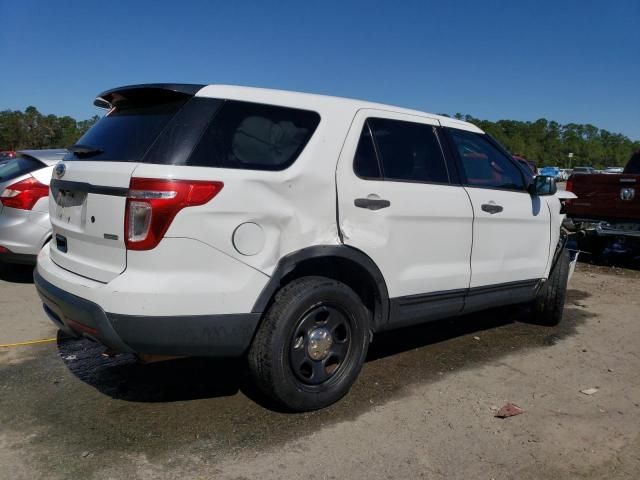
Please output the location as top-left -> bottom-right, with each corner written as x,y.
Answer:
0,261 -> 639,479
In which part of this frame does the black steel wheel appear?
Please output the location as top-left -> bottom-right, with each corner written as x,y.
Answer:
248,276 -> 370,411
289,304 -> 353,386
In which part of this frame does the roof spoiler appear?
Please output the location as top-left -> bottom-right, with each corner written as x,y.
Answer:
94,83 -> 205,109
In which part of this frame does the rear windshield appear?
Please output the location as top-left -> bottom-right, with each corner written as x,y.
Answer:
66,95 -> 320,171
0,156 -> 44,183
67,99 -> 187,162
624,152 -> 640,174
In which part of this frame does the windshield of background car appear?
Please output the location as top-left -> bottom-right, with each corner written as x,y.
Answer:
0,156 -> 44,183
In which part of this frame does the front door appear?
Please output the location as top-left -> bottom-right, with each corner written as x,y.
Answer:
445,128 -> 551,311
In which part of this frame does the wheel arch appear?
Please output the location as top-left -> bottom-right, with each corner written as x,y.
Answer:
252,245 -> 390,332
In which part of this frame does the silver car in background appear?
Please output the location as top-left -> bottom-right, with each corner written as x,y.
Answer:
0,149 -> 66,264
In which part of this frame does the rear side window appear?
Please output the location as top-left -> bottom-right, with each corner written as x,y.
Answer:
67,99 -> 188,162
370,118 -> 449,183
0,156 -> 44,183
353,123 -> 382,179
449,129 -> 525,190
188,101 -> 320,171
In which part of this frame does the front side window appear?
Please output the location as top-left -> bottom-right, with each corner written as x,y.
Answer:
449,129 -> 525,190
188,100 -> 320,171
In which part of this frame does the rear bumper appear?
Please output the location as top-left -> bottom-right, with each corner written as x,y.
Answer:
595,223 -> 640,238
568,218 -> 640,238
0,251 -> 37,265
34,269 -> 261,356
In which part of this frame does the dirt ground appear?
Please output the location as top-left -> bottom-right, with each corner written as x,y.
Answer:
0,260 -> 639,479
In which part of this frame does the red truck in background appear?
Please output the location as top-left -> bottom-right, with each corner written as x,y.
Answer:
565,151 -> 640,259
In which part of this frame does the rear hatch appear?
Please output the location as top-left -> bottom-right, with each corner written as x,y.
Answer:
566,173 -> 640,221
49,85 -> 205,282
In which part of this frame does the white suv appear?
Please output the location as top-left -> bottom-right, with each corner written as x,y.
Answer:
35,84 -> 570,411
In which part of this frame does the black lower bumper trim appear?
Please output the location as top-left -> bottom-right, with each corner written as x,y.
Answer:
34,270 -> 261,357
0,252 -> 37,265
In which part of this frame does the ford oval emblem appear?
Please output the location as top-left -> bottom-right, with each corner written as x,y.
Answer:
54,163 -> 66,179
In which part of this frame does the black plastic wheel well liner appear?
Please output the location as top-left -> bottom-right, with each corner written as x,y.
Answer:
549,230 -> 569,275
251,245 -> 390,332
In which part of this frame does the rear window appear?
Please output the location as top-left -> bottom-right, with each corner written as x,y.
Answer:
188,100 -> 320,171
67,98 -> 187,162
67,96 -> 320,171
624,152 -> 640,174
0,156 -> 44,183
369,118 -> 449,183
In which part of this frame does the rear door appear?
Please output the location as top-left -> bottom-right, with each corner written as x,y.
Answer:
336,110 -> 473,326
49,88 -> 197,282
445,128 -> 550,304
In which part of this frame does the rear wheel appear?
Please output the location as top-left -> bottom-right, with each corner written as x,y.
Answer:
531,248 -> 570,326
247,276 -> 370,411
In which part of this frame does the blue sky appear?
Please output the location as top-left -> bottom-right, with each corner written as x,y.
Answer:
1,0 -> 639,139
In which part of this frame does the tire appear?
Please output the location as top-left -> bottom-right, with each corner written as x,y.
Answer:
247,276 -> 370,412
531,248 -> 570,326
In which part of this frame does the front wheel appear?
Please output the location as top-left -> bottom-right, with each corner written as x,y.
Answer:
247,276 -> 370,411
531,248 -> 570,326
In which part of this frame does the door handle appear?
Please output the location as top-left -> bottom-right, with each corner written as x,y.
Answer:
354,198 -> 391,210
481,203 -> 503,214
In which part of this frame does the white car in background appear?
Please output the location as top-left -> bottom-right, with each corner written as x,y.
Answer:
0,149 -> 66,264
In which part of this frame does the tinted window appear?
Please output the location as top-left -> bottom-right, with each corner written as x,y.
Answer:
67,99 -> 188,162
624,152 -> 640,174
353,123 -> 381,179
0,156 -> 44,183
369,118 -> 449,183
188,100 -> 320,171
449,129 -> 525,190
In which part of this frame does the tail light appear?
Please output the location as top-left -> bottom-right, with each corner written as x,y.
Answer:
0,177 -> 49,210
566,176 -> 574,192
124,178 -> 223,251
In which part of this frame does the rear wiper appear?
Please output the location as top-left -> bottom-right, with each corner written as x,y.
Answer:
69,144 -> 104,158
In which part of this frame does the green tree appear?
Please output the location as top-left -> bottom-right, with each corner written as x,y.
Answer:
0,107 -> 98,151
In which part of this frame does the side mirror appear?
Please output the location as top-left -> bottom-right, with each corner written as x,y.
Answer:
529,175 -> 557,196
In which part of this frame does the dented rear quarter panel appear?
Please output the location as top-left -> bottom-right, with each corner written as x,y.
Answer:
144,100 -> 356,276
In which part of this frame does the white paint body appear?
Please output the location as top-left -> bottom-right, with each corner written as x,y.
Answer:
38,85 -> 564,319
